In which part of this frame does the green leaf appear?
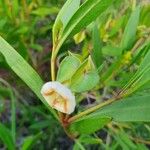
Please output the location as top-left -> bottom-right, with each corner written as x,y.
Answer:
102,45 -> 122,56
53,0 -> 80,43
29,120 -> 51,130
70,59 -> 99,92
61,0 -> 80,28
140,5 -> 150,27
62,0 -> 113,40
114,134 -> 130,150
79,135 -> 102,145
120,6 -> 141,51
0,123 -> 15,150
74,140 -> 86,150
56,55 -> 81,83
118,131 -> 137,149
71,70 -> 99,92
109,16 -> 125,37
30,44 -> 43,52
21,132 -> 42,150
91,94 -> 150,122
73,135 -> 102,150
123,49 -> 150,94
133,50 -> 150,89
92,24 -> 103,68
69,115 -> 111,134
68,51 -> 83,61
0,36 -> 58,120
74,31 -> 86,44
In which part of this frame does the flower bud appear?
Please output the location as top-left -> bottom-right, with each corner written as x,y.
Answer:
41,81 -> 76,114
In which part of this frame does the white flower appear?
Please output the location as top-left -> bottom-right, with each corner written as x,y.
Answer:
41,81 -> 76,114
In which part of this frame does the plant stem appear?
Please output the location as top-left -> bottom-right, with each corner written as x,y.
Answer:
51,53 -> 56,81
51,40 -> 63,81
68,98 -> 117,123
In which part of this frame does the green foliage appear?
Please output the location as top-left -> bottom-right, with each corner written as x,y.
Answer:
53,0 -> 80,43
92,24 -> 103,68
0,123 -> 15,150
123,49 -> 150,94
21,132 -> 43,150
62,0 -> 113,40
0,36 -> 57,120
56,55 -> 81,83
69,116 -> 111,134
70,58 -> 99,92
1,0 -> 150,149
52,0 -> 114,57
90,95 -> 150,122
102,45 -> 122,56
120,6 -> 141,51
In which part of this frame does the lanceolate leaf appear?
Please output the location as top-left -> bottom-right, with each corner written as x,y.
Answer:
122,49 -> 150,94
53,0 -> 80,43
90,95 -> 150,122
133,50 -> 150,90
71,70 -> 100,93
118,131 -> 137,149
69,116 -> 111,134
70,59 -> 99,92
92,24 -> 103,68
56,55 -> 81,83
120,6 -> 141,52
79,135 -> 102,145
0,36 -> 58,119
61,0 -> 80,28
61,0 -> 113,42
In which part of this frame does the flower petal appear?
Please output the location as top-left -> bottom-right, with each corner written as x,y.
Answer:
41,81 -> 76,114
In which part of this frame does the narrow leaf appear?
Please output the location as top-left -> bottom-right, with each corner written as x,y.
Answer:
120,6 -> 141,51
53,0 -> 80,43
69,116 -> 111,134
56,55 -> 81,83
71,70 -> 100,93
91,95 -> 150,122
70,59 -> 99,92
0,36 -> 57,119
79,135 -> 102,145
92,24 -> 103,68
123,49 -> 150,94
62,0 -> 113,40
